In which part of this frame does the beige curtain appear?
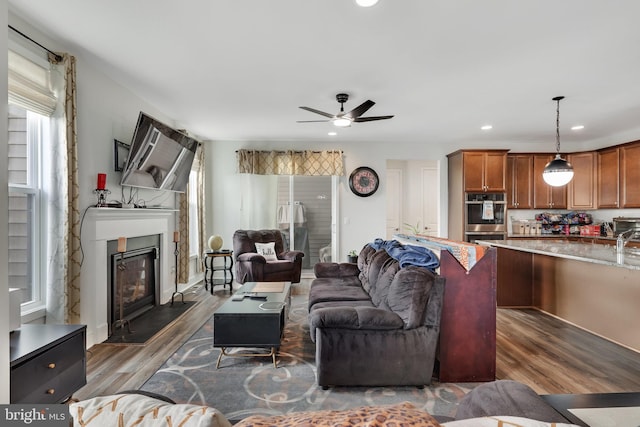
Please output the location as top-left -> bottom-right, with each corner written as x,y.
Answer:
178,192 -> 190,283
237,149 -> 344,176
196,145 -> 206,273
46,53 -> 81,324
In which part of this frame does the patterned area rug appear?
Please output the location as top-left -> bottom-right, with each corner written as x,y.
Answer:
140,287 -> 479,423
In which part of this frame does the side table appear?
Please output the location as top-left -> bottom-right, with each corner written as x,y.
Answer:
204,250 -> 234,293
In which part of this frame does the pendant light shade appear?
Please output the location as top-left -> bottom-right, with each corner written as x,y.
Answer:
542,96 -> 574,186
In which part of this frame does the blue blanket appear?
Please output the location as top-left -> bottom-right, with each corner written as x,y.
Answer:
369,238 -> 440,272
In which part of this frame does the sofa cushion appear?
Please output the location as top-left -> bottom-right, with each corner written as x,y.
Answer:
309,306 -> 404,332
69,393 -> 231,427
308,281 -> 371,309
387,265 -> 436,329
234,402 -> 441,427
368,258 -> 399,309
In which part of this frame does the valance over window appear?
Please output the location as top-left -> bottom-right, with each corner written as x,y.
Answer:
8,49 -> 57,116
237,149 -> 344,176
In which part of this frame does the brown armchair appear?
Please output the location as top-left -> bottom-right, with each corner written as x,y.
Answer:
233,229 -> 304,284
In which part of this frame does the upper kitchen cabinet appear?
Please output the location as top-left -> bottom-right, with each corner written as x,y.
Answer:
533,154 -> 567,209
506,154 -> 533,209
597,146 -> 620,208
620,140 -> 640,208
567,151 -> 597,210
457,150 -> 508,192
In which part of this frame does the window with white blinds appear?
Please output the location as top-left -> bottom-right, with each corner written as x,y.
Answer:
8,49 -> 57,116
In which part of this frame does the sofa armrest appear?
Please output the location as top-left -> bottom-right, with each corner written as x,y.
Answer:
280,250 -> 304,262
237,252 -> 266,264
309,306 -> 404,332
314,262 -> 360,278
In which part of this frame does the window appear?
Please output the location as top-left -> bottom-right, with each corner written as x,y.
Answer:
188,170 -> 199,257
8,105 -> 48,313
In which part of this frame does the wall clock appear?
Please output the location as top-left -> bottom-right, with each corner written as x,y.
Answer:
349,166 -> 379,197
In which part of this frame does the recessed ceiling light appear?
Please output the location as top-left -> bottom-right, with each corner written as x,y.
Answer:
328,132 -> 337,136
571,125 -> 585,131
355,0 -> 379,7
481,125 -> 493,130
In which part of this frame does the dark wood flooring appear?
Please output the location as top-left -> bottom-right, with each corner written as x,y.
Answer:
74,279 -> 640,401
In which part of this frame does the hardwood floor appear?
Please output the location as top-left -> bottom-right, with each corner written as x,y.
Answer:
74,280 -> 640,400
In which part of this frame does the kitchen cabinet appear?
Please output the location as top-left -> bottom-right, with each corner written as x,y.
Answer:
567,151 -> 597,209
597,146 -> 620,208
506,154 -> 533,209
532,154 -> 567,209
461,151 -> 507,192
620,141 -> 640,208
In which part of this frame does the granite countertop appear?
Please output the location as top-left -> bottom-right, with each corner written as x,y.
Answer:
477,238 -> 640,271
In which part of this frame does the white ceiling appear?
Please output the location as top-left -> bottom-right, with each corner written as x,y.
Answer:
8,1 -> 640,151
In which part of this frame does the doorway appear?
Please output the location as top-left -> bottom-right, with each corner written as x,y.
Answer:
386,160 -> 440,239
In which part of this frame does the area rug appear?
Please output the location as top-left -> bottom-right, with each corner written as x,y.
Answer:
104,301 -> 196,345
140,291 -> 479,422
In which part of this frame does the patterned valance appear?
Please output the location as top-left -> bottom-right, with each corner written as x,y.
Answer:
236,149 -> 344,176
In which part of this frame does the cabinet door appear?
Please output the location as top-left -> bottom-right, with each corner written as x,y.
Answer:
484,152 -> 507,192
507,155 -> 533,209
463,152 -> 486,192
533,154 -> 567,209
621,142 -> 640,208
598,147 -> 620,208
568,151 -> 597,209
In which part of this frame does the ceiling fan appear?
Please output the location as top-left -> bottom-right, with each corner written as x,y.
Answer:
298,93 -> 394,127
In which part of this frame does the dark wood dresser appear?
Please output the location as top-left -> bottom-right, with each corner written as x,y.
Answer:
10,324 -> 87,404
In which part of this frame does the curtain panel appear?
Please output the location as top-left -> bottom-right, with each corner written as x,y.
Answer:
237,149 -> 344,176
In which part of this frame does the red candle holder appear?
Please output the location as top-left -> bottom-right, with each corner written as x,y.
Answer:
97,173 -> 107,190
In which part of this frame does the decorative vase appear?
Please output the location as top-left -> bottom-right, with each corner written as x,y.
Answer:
208,235 -> 223,251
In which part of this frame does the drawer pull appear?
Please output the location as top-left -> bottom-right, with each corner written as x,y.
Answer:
46,388 -> 55,395
48,363 -> 56,369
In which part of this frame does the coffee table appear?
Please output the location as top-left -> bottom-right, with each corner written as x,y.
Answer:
541,392 -> 640,426
213,281 -> 291,368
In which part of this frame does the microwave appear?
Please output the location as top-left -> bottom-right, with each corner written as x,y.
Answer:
465,193 -> 507,233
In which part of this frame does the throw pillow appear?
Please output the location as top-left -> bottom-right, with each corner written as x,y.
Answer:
69,393 -> 232,427
234,402 -> 441,427
255,242 -> 278,261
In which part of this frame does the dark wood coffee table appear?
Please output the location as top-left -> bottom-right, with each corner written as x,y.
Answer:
213,281 -> 291,368
541,392 -> 640,426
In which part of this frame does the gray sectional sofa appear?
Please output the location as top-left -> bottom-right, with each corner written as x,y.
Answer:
307,243 -> 445,388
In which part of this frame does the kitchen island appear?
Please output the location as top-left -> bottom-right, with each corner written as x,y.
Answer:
478,239 -> 640,352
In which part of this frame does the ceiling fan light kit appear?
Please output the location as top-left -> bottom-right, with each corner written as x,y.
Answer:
355,0 -> 379,7
543,96 -> 574,187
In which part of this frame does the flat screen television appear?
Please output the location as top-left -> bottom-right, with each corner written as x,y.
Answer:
120,112 -> 199,192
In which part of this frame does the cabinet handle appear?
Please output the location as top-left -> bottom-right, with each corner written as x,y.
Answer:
48,363 -> 56,369
46,389 -> 55,395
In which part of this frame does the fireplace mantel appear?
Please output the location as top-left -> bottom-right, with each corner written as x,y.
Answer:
81,207 -> 177,346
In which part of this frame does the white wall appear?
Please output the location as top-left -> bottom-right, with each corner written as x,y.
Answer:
205,139 -> 452,261
1,3 -> 11,404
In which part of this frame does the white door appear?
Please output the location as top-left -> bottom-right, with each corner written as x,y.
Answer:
386,168 -> 403,239
421,166 -> 439,236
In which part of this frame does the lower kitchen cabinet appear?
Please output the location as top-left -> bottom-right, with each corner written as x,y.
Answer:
10,324 -> 87,404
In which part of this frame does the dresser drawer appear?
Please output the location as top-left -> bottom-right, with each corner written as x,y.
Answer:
11,329 -> 86,403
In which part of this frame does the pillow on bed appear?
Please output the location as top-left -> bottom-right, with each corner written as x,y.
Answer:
255,242 -> 278,261
69,394 -> 231,427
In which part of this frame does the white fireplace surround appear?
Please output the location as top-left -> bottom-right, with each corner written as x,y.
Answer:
82,207 -> 178,347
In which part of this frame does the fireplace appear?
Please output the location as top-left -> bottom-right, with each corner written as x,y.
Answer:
107,234 -> 160,336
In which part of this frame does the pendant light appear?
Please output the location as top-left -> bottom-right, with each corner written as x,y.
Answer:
543,96 -> 574,187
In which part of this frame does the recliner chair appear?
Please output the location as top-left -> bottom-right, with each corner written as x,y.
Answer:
233,229 -> 304,284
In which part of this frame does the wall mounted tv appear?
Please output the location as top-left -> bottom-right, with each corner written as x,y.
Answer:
120,112 -> 199,193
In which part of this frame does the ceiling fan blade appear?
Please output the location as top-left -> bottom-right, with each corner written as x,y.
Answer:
345,100 -> 375,119
353,115 -> 394,122
296,119 -> 331,123
299,106 -> 335,119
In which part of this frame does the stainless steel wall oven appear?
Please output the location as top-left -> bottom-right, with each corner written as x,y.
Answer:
464,193 -> 506,242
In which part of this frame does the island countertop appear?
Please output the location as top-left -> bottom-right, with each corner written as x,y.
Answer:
476,239 -> 640,271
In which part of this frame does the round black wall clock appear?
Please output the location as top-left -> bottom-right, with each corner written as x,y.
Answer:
349,166 -> 380,197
